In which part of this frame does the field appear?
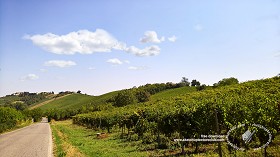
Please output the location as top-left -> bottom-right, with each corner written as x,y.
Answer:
51,120 -> 148,157
51,120 -> 280,157
1,77 -> 280,156
37,91 -> 119,110
72,77 -> 280,156
38,94 -> 95,110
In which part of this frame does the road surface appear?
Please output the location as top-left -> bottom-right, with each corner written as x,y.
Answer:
0,117 -> 52,157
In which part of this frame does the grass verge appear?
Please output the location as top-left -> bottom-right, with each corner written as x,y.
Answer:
0,120 -> 33,135
50,120 -> 148,157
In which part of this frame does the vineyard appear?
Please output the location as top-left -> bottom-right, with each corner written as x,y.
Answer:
73,77 -> 280,155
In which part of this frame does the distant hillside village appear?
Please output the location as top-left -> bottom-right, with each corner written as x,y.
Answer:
1,91 -> 83,110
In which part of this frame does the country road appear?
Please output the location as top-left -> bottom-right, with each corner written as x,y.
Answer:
0,117 -> 52,157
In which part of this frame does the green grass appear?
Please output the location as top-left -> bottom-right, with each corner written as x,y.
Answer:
36,87 -> 196,111
88,91 -> 118,106
38,94 -> 95,110
51,125 -> 66,157
51,120 -> 280,157
28,97 -> 51,108
151,86 -> 197,101
51,120 -> 148,157
38,91 -> 119,110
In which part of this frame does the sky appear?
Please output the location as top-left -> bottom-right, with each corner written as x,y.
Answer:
0,0 -> 279,96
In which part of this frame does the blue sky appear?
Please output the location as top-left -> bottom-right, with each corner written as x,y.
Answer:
0,0 -> 279,96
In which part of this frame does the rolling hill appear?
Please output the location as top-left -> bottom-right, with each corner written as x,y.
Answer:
34,86 -> 199,110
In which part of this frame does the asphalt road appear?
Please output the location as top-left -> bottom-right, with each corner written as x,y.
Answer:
0,117 -> 52,157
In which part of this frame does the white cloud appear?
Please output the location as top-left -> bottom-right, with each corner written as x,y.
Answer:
24,29 -> 123,55
20,74 -> 39,81
128,66 -> 148,70
25,29 -> 163,57
140,31 -> 165,43
44,60 -> 76,68
88,67 -> 96,70
39,69 -> 47,72
194,24 -> 203,31
168,36 -> 177,42
124,60 -> 130,64
107,58 -> 123,65
125,45 -> 160,57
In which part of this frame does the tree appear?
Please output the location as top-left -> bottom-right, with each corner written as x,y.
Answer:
135,90 -> 151,102
191,79 -> 201,87
11,101 -> 28,111
180,77 -> 190,86
77,90 -> 81,94
214,77 -> 239,87
197,84 -> 207,91
113,90 -> 137,107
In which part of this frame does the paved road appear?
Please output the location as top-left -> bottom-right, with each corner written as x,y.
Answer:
0,117 -> 52,157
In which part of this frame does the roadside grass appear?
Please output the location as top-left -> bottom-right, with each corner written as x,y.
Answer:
51,123 -> 84,157
0,120 -> 32,135
51,120 -> 148,157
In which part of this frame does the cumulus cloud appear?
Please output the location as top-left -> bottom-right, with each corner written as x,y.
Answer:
168,36 -> 177,42
107,58 -> 123,65
24,29 -> 123,55
194,24 -> 203,31
24,29 -> 166,57
20,74 -> 39,81
128,66 -> 148,70
125,45 -> 160,57
140,31 -> 165,43
44,60 -> 76,68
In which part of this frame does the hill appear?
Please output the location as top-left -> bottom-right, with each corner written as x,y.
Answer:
72,76 -> 280,156
30,94 -> 72,109
37,85 -> 197,111
0,92 -> 52,110
38,94 -> 95,110
150,86 -> 197,101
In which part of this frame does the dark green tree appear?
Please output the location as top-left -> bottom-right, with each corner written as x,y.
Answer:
11,101 -> 28,111
180,77 -> 190,86
191,79 -> 201,87
196,84 -> 207,91
135,90 -> 151,102
214,77 -> 239,87
113,90 -> 137,107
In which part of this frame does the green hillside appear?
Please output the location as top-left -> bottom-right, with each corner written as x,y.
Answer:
38,86 -> 198,111
73,76 -> 280,156
151,86 -> 197,101
38,94 -> 95,110
38,91 -> 120,110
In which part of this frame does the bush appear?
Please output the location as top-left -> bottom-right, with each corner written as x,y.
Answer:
113,90 -> 137,107
214,77 -> 239,87
0,107 -> 26,133
135,90 -> 151,102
